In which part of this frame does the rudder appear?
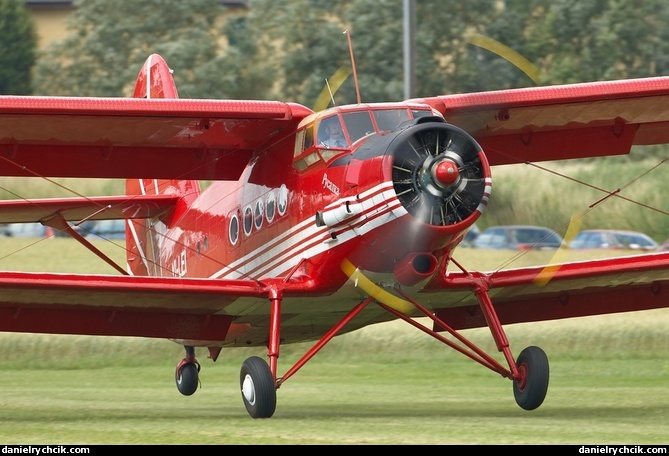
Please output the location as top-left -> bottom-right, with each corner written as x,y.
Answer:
125,54 -> 200,276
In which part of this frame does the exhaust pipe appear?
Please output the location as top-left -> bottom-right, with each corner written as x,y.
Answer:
393,253 -> 438,286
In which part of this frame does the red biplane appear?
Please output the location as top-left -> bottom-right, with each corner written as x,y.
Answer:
0,53 -> 667,418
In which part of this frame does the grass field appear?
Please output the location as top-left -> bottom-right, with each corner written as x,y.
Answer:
0,238 -> 667,444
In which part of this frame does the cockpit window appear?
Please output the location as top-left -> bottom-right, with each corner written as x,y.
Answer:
293,107 -> 431,173
374,109 -> 411,131
412,109 -> 432,118
317,116 -> 347,148
342,111 -> 374,143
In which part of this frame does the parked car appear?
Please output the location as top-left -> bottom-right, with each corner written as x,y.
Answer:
460,223 -> 480,247
569,229 -> 658,251
2,222 -> 48,238
81,219 -> 127,240
472,225 -> 563,250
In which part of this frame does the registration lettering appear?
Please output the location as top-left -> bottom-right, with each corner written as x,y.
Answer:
171,250 -> 187,277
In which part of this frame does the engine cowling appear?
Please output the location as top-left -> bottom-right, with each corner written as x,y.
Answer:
388,117 -> 490,228
327,115 -> 491,277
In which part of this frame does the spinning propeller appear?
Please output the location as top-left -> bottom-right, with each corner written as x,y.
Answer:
390,121 -> 487,227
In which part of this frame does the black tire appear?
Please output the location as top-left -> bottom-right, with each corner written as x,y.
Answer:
240,356 -> 276,419
175,363 -> 199,396
513,346 -> 549,410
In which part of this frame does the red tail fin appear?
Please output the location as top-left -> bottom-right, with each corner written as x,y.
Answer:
126,54 -> 200,276
132,54 -> 179,99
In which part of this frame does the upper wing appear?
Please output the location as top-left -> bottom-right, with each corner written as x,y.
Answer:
0,96 -> 313,180
413,77 -> 669,165
424,252 -> 669,330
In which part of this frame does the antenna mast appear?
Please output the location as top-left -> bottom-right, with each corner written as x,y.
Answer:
344,30 -> 361,104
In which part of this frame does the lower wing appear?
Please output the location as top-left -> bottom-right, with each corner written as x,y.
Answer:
0,252 -> 666,343
425,252 -> 669,330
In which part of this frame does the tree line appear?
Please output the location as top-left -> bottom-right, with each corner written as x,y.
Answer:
1,0 -> 666,238
5,0 -> 669,108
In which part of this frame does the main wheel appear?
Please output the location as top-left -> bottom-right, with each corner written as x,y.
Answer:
240,356 -> 277,419
513,346 -> 549,410
175,363 -> 199,396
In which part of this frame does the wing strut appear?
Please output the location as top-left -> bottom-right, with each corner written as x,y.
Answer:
391,283 -> 549,410
389,288 -> 514,377
275,296 -> 375,387
246,273 -> 548,417
41,213 -> 128,275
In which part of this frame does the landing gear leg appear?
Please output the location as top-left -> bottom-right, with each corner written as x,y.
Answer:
473,282 -> 549,410
175,345 -> 200,396
392,277 -> 551,411
239,288 -> 280,418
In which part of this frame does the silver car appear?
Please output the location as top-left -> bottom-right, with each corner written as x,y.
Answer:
569,229 -> 658,251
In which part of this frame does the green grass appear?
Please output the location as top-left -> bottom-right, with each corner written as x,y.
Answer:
0,344 -> 666,444
0,230 -> 667,444
0,309 -> 667,444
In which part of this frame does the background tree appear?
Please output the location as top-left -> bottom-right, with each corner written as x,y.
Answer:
227,0 -> 501,107
0,0 -> 37,95
193,8 -> 277,100
33,0 -> 669,101
32,0 -> 224,97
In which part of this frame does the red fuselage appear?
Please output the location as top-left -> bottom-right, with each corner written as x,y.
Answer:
127,104 -> 491,301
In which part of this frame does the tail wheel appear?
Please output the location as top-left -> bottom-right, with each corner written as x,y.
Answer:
391,121 -> 487,226
240,356 -> 277,419
513,346 -> 550,410
175,362 -> 200,396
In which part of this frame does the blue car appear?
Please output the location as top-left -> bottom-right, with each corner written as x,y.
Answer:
473,225 -> 564,250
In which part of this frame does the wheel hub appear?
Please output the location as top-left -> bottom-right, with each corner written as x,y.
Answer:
242,374 -> 256,404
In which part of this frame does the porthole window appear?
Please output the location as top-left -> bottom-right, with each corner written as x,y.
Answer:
254,200 -> 264,229
243,206 -> 253,235
266,192 -> 276,223
228,214 -> 239,245
278,184 -> 288,216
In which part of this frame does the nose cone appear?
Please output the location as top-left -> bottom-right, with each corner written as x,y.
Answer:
434,159 -> 459,187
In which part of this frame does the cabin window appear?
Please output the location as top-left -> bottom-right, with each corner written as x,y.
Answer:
294,109 -> 432,173
317,116 -> 347,148
266,192 -> 276,223
243,206 -> 253,235
294,152 -> 322,171
294,125 -> 316,158
278,184 -> 288,215
228,213 -> 239,245
294,116 -> 349,171
254,200 -> 264,229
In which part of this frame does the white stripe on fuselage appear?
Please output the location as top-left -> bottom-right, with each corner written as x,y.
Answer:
210,181 -> 406,280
